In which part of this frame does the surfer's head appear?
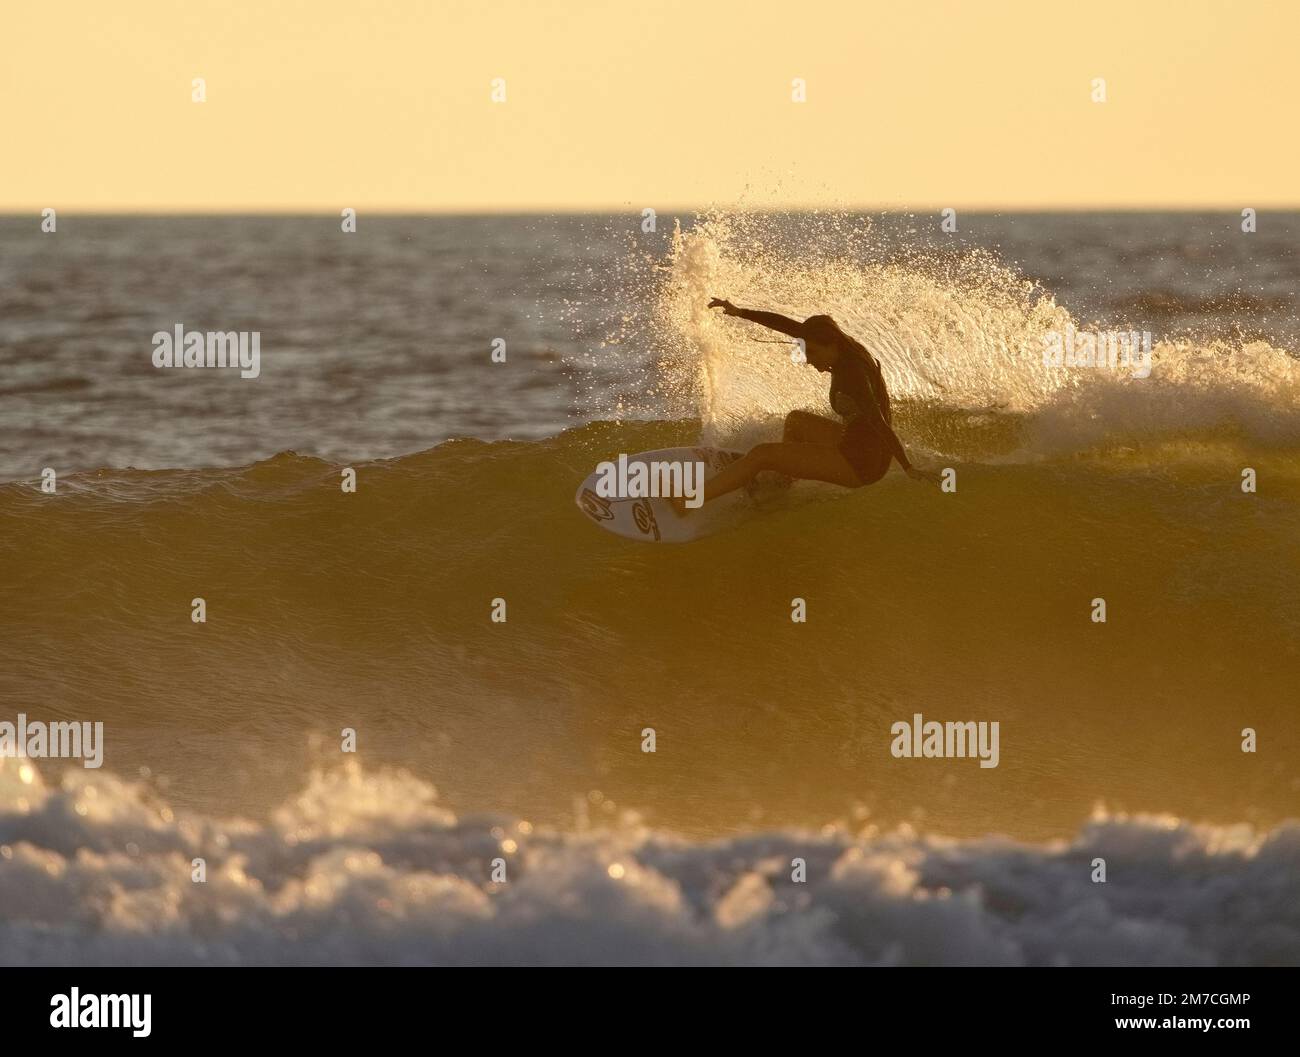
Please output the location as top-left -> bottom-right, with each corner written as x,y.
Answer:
801,315 -> 847,372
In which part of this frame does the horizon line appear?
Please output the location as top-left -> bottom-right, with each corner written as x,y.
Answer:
1,203 -> 1295,216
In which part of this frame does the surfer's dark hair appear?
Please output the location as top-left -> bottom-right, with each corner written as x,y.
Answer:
804,314 -> 873,363
804,313 -> 890,418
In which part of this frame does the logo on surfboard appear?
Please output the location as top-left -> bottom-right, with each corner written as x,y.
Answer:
631,498 -> 660,541
577,488 -> 614,522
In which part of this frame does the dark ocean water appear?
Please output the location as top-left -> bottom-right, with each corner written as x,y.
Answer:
1,212 -> 1297,479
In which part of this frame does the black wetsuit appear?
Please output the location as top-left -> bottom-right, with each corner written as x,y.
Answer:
733,308 -> 901,485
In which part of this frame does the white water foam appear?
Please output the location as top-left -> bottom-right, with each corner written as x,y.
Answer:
2,756 -> 1296,966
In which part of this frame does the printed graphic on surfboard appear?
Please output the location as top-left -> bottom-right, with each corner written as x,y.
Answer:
574,446 -> 746,543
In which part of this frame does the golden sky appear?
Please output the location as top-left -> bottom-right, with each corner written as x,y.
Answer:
3,0 -> 1295,211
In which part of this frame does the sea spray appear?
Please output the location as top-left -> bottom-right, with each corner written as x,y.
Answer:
650,211 -> 1082,450
610,210 -> 1300,458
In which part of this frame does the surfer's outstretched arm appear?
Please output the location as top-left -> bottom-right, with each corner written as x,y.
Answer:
708,298 -> 804,339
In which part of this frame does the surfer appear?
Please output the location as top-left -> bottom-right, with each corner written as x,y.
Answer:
670,300 -> 937,514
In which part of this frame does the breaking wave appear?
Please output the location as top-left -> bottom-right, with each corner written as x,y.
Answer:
2,757 -> 1297,966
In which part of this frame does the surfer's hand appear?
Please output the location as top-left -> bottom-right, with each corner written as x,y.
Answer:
708,297 -> 738,315
905,466 -> 941,485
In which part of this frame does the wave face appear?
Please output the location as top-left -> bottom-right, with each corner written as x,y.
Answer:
2,757 -> 1297,967
3,419 -> 1298,842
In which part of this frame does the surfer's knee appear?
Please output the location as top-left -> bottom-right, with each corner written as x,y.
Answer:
782,409 -> 813,441
749,442 -> 781,471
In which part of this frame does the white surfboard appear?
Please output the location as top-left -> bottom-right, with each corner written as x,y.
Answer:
574,446 -> 749,543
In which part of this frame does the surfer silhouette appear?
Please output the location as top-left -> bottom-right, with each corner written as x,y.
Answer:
670,299 -> 937,514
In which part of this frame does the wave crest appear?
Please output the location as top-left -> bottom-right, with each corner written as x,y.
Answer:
645,212 -> 1300,458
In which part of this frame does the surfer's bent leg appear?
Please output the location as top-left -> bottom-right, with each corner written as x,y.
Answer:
783,410 -> 845,445
696,442 -> 861,506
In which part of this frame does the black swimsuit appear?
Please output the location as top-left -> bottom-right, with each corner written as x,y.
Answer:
726,307 -> 897,485
830,352 -> 892,485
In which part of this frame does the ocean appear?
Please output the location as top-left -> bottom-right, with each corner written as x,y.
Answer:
1,211 -> 1298,965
